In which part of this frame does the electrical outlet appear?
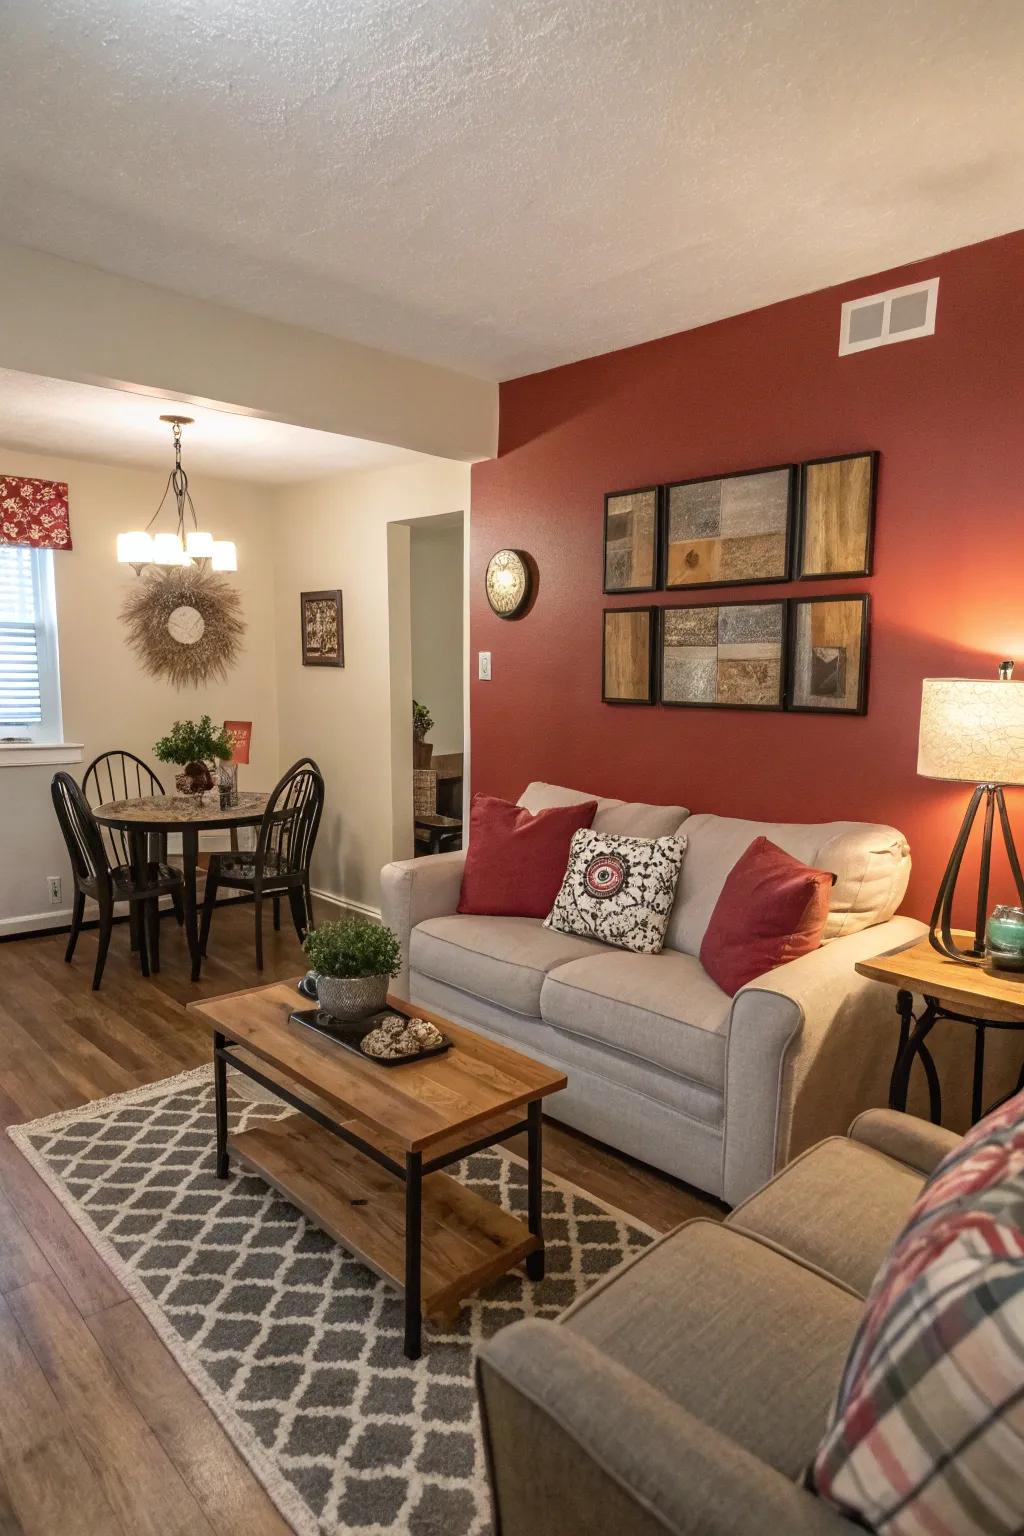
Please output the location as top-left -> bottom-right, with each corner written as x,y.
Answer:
47,875 -> 62,906
478,651 -> 492,681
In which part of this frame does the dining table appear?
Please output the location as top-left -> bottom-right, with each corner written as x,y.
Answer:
93,791 -> 269,982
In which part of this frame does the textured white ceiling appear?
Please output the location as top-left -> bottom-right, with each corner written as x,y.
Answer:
0,370 -> 427,482
1,0 -> 1022,380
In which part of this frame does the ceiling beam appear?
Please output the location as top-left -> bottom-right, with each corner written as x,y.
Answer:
0,243 -> 497,463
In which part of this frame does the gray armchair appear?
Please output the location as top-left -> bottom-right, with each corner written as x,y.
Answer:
476,1110 -> 960,1535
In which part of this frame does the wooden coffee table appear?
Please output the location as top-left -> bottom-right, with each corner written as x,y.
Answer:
189,983 -> 567,1358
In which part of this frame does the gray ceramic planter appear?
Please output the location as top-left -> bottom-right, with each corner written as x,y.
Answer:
315,972 -> 390,1021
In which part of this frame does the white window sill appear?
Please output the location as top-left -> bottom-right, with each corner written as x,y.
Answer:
0,742 -> 84,767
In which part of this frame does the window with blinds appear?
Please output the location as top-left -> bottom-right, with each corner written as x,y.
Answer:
0,545 -> 62,741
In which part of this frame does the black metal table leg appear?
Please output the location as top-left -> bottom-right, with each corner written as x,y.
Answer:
889,990 -> 914,1107
214,1033 -> 230,1178
525,1099 -> 545,1281
971,1024 -> 987,1125
404,1151 -> 422,1360
889,998 -> 942,1121
129,828 -> 150,977
181,826 -> 203,982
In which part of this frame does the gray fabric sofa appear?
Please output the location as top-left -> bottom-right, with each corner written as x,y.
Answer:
380,781 -> 924,1204
476,1109 -> 961,1536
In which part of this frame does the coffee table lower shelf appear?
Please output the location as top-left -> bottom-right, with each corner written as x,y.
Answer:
229,1113 -> 540,1333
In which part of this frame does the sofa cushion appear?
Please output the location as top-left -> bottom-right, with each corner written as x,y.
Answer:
517,781 -> 688,838
545,829 -> 687,955
457,793 -> 597,918
410,914 -> 608,1018
564,1220 -> 862,1479
812,1088 -> 1024,1535
699,836 -> 832,995
728,1136 -> 925,1298
541,947 -> 730,1090
664,812 -> 911,955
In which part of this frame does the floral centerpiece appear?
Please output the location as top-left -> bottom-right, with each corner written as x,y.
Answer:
303,918 -> 402,1020
154,715 -> 233,799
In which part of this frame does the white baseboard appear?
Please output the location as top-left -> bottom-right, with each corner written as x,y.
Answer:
310,888 -> 383,922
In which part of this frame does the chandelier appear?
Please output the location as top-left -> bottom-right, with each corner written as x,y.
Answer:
116,416 -> 238,574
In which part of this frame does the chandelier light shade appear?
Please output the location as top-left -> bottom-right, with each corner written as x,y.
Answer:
117,416 -> 239,575
918,666 -> 1024,963
186,529 -> 215,559
211,539 -> 238,572
116,530 -> 154,566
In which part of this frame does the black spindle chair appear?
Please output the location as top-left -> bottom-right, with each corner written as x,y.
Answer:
51,771 -> 186,990
83,750 -> 184,926
200,758 -> 324,970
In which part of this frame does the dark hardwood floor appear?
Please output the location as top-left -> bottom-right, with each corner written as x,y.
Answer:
0,903 -> 716,1534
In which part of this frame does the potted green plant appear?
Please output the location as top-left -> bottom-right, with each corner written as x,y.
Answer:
413,699 -> 434,769
154,715 -> 233,797
303,918 -> 402,1020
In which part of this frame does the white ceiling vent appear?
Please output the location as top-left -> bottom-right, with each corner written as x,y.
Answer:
839,277 -> 939,356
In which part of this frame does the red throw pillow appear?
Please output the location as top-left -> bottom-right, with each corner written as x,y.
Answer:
458,794 -> 598,919
699,836 -> 833,996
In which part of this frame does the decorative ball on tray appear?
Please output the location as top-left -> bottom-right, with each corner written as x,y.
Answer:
302,918 -> 403,1021
361,1015 -> 445,1058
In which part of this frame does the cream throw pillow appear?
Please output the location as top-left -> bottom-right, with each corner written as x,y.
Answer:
544,829 -> 687,954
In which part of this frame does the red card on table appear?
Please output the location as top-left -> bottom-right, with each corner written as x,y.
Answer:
223,721 -> 252,764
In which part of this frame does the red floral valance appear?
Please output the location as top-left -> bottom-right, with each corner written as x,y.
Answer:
0,476 -> 72,551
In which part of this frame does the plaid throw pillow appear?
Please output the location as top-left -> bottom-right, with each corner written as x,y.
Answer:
811,1089 -> 1024,1535
544,829 -> 686,954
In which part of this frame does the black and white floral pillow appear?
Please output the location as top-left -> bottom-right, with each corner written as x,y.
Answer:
544,830 -> 687,954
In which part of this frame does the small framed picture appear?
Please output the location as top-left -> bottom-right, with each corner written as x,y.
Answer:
663,464 -> 795,590
602,608 -> 657,705
787,595 -> 870,714
301,589 -> 344,667
660,598 -> 786,710
797,452 -> 878,579
603,486 -> 660,593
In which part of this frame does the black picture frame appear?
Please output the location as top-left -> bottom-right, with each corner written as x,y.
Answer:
603,485 -> 661,594
659,597 -> 787,711
661,463 -> 796,592
602,606 -> 658,705
786,594 -> 870,715
796,451 -> 879,580
300,589 -> 344,668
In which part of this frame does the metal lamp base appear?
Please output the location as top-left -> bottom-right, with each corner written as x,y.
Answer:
929,783 -> 1024,964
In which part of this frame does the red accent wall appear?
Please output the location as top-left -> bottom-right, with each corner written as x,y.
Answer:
470,231 -> 1024,921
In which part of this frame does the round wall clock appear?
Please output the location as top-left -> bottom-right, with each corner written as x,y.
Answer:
485,548 -> 531,618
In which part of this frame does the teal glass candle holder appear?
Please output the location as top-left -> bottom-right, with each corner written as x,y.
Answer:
986,905 -> 1024,972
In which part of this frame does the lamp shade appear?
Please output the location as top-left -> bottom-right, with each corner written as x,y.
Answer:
211,540 -> 237,572
186,529 -> 215,559
116,530 -> 153,565
918,678 -> 1024,786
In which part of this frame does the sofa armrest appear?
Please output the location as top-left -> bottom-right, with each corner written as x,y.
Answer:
848,1107 -> 960,1175
722,916 -> 926,1206
379,851 -> 466,996
477,1319 -> 853,1536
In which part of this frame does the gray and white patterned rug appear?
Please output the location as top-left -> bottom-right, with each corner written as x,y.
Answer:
10,1067 -> 655,1536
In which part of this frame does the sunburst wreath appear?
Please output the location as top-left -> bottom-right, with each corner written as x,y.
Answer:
120,566 -> 245,689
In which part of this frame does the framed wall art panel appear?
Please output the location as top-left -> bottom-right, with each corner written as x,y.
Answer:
662,464 -> 795,590
602,607 -> 657,705
603,486 -> 660,593
301,589 -> 344,667
787,594 -> 870,714
797,451 -> 878,578
660,598 -> 786,710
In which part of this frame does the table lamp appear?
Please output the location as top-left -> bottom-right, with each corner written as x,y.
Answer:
918,663 -> 1024,963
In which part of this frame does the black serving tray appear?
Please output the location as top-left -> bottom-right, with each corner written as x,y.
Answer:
289,1007 -> 452,1066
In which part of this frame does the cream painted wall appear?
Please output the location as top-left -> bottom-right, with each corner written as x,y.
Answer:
410,520 -> 464,756
0,447 -> 280,931
272,460 -> 471,914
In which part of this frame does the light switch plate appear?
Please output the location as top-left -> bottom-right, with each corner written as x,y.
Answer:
478,651 -> 492,680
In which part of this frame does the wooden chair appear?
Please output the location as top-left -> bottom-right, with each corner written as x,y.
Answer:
83,749 -> 184,926
51,771 -> 185,990
200,758 -> 324,970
